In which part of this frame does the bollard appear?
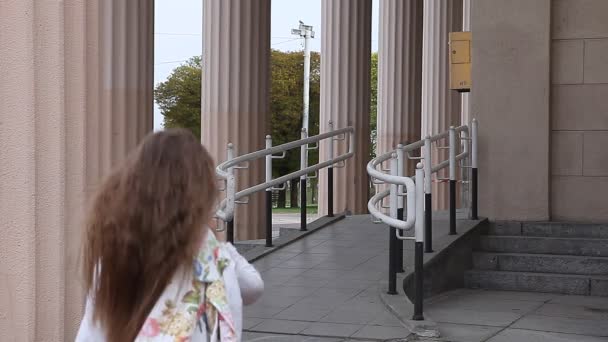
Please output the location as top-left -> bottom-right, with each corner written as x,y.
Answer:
387,154 -> 399,295
449,127 -> 457,235
413,163 -> 425,320
471,119 -> 479,220
423,137 -> 433,253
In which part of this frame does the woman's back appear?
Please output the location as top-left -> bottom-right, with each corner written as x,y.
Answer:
79,129 -> 220,341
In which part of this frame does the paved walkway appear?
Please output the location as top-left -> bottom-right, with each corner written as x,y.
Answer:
243,216 -> 608,341
427,288 -> 608,342
244,215 -> 411,341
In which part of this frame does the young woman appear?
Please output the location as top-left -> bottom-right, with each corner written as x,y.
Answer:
76,129 -> 263,341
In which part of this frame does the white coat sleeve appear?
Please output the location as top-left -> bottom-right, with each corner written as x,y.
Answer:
224,243 -> 264,305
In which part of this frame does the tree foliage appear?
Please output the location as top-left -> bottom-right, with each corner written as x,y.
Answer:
269,50 -> 320,180
155,51 -> 377,201
155,56 -> 202,138
370,52 -> 378,158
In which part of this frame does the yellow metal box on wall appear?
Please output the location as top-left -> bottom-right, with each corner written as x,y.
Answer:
449,31 -> 471,92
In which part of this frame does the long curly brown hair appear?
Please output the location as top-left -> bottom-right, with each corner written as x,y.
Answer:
83,129 -> 218,341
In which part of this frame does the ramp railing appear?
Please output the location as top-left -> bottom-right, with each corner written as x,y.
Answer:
367,119 -> 479,321
215,121 -> 355,246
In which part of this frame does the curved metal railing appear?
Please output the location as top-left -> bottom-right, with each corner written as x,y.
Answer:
214,121 -> 355,243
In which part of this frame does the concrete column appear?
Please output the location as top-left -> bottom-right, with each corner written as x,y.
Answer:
201,0 -> 270,240
377,0 -> 423,177
421,0 -> 463,209
0,1 -> 153,340
461,0 -> 471,126
318,0 -> 372,215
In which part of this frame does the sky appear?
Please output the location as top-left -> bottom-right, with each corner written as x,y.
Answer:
154,0 -> 379,130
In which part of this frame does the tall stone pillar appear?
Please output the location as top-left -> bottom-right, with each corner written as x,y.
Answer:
421,0 -> 463,209
0,1 -> 153,340
201,0 -> 270,240
461,0 -> 471,126
318,0 -> 373,215
377,0 -> 423,177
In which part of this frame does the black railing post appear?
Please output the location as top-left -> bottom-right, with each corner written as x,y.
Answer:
328,167 -> 334,217
265,190 -> 273,247
388,226 -> 398,295
471,119 -> 479,220
424,193 -> 433,253
413,163 -> 425,320
471,168 -> 478,220
449,126 -> 457,235
412,240 -> 424,320
449,180 -> 457,235
300,178 -> 307,231
396,208 -> 404,273
227,219 -> 234,244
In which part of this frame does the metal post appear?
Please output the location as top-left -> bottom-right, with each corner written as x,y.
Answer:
449,126 -> 457,235
328,120 -> 334,217
388,154 -> 399,295
396,144 -> 405,273
265,135 -> 273,247
300,128 -> 308,231
413,163 -> 425,320
227,220 -> 234,244
226,143 -> 236,243
292,22 -> 315,132
471,119 -> 479,220
423,137 -> 433,252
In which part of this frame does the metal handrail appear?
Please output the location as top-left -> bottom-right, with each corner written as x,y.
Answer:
367,120 -> 479,234
215,126 -> 355,222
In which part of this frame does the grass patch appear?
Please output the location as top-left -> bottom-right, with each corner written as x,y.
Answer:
273,205 -> 318,214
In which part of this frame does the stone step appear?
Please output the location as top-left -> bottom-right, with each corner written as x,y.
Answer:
477,235 -> 608,257
488,221 -> 608,239
464,270 -> 608,296
473,252 -> 608,276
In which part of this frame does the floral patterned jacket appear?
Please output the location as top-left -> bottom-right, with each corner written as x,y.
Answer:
135,232 -> 236,341
75,231 -> 263,342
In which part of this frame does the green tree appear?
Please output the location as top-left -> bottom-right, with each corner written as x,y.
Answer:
370,52 -> 378,158
270,50 -> 320,207
154,51 -> 321,207
155,56 -> 202,138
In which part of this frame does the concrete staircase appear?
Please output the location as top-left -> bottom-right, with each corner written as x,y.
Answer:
465,222 -> 608,296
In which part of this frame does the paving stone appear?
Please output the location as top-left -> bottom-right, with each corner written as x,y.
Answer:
512,314 -> 608,337
436,323 -> 502,342
550,294 -> 608,308
351,325 -> 411,340
274,304 -> 333,322
465,270 -> 590,295
425,307 -> 521,327
254,294 -> 305,309
300,322 -> 363,338
428,295 -> 542,314
249,319 -> 311,335
244,304 -> 287,319
534,302 -> 608,321
242,332 -> 342,342
487,328 -> 608,342
243,317 -> 264,330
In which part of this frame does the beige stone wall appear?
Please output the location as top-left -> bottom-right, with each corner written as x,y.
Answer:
550,0 -> 608,221
471,0 -> 551,220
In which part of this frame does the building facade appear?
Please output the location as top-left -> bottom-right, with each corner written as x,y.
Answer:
1,0 -> 607,340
